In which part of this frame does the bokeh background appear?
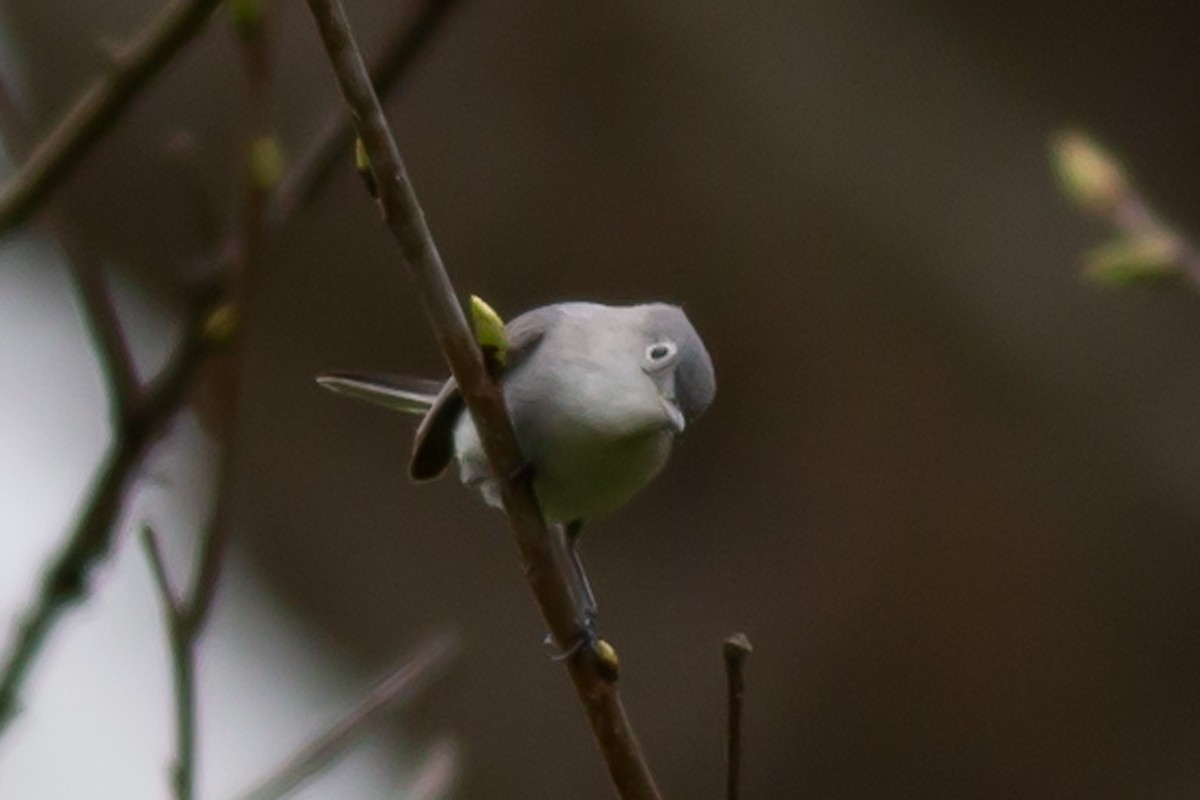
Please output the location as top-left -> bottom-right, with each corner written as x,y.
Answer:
4,0 -> 1200,797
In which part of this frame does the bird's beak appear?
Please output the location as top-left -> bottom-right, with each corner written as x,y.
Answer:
659,395 -> 687,434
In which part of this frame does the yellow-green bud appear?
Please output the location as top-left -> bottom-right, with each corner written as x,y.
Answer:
226,0 -> 262,40
593,639 -> 619,679
1050,130 -> 1130,215
248,136 -> 285,190
470,295 -> 509,365
202,302 -> 239,347
354,137 -> 378,199
1084,234 -> 1182,286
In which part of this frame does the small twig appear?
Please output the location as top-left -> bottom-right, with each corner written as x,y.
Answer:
0,0 -> 226,234
234,631 -> 461,800
177,0 -> 278,642
139,527 -> 198,800
403,738 -> 460,800
723,633 -> 753,800
1050,130 -> 1200,286
0,289 -> 222,737
301,2 -> 662,797
0,0 -> 455,744
0,68 -> 140,418
137,12 -> 279,798
268,0 -> 464,226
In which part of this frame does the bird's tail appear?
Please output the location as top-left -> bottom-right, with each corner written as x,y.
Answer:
316,372 -> 443,415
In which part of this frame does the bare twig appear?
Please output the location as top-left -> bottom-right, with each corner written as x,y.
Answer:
301,1 -> 662,797
269,0 -> 464,226
136,11 -> 278,798
723,633 -> 753,800
139,527 -> 199,800
0,69 -> 140,418
0,0 -> 226,234
178,0 -> 278,641
234,631 -> 461,800
0,290 -> 222,737
0,0 -> 456,744
403,738 -> 460,800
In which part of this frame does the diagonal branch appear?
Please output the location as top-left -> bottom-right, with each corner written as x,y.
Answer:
0,0 -> 226,235
0,0 -> 463,746
177,0 -> 278,642
268,0 -> 465,226
0,69 -> 140,417
301,1 -> 662,797
0,287 -> 223,737
234,631 -> 461,800
139,9 -> 279,796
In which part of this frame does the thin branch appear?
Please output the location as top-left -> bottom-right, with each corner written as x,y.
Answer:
723,633 -> 753,800
301,1 -> 662,797
0,0 -> 226,234
0,288 -> 223,737
137,12 -> 280,799
0,0 -> 456,744
403,738 -> 460,800
268,0 -> 464,226
139,525 -> 181,613
0,68 -> 140,417
234,631 -> 462,800
178,0 -> 278,639
139,527 -> 198,800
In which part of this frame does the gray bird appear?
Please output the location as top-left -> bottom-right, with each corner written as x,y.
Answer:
317,301 -> 715,620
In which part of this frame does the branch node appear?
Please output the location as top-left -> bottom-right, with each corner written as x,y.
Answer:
139,526 -> 183,622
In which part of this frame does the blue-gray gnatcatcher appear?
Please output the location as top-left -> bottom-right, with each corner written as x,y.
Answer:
317,301 -> 715,619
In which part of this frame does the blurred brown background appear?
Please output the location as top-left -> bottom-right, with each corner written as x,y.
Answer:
8,0 -> 1200,796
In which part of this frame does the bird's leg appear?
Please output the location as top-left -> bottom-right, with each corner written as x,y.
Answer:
542,520 -> 599,662
564,519 -> 598,629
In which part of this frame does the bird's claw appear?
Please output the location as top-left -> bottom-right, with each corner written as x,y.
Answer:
542,618 -> 599,662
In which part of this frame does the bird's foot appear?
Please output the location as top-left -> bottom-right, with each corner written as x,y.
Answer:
542,614 -> 599,663
542,630 -> 619,682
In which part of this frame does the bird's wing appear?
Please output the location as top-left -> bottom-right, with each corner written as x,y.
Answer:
316,373 -> 443,415
409,305 -> 559,481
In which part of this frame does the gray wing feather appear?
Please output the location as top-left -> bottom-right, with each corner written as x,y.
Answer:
408,305 -> 561,480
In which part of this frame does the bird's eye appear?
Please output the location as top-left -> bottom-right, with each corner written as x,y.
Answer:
645,342 -> 677,363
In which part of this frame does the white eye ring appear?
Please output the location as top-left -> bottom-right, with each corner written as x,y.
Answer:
645,341 -> 678,365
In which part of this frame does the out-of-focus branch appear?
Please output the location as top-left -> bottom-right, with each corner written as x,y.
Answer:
234,631 -> 461,800
0,0 -> 226,235
0,0 -> 459,745
1050,130 -> 1200,287
301,2 -> 662,797
403,738 -> 460,800
139,527 -> 199,800
138,9 -> 278,797
723,633 -> 753,800
0,59 -> 228,744
268,0 -> 464,226
177,0 -> 278,641
0,289 -> 224,736
0,69 -> 140,421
